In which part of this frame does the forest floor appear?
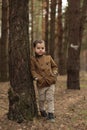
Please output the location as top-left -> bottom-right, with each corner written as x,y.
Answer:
0,72 -> 87,130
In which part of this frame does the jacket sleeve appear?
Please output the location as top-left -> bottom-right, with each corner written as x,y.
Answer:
30,57 -> 42,80
50,56 -> 58,75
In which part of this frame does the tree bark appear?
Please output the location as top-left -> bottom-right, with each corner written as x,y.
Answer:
79,0 -> 87,53
49,0 -> 56,58
67,0 -> 80,89
8,0 -> 38,123
44,0 -> 49,53
0,0 -> 9,81
57,0 -> 66,75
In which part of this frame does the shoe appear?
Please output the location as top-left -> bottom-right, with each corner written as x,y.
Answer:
40,110 -> 47,117
47,113 -> 55,122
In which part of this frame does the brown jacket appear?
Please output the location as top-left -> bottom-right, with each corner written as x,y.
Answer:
30,55 -> 58,88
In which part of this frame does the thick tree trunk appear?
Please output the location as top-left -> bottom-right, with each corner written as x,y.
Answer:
67,0 -> 80,89
0,0 -> 9,81
8,0 -> 38,123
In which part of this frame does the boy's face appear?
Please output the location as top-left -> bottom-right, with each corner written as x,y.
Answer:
34,42 -> 45,56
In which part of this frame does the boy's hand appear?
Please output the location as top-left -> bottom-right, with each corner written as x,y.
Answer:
53,70 -> 58,75
34,77 -> 38,81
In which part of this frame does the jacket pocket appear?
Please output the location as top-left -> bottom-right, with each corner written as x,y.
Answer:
37,77 -> 47,88
45,75 -> 56,86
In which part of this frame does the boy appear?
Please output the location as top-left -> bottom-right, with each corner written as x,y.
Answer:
30,40 -> 58,122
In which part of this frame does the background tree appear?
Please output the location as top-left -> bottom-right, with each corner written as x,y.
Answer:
67,0 -> 81,89
42,0 -> 49,53
49,0 -> 56,58
8,0 -> 38,123
79,0 -> 87,51
62,7 -> 69,74
57,0 -> 66,75
80,0 -> 87,71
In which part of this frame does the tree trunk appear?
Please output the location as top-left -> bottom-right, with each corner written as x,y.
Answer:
79,0 -> 87,53
67,0 -> 80,89
62,7 -> 69,75
44,0 -> 49,53
49,0 -> 56,58
0,0 -> 9,81
57,0 -> 66,75
8,0 -> 38,123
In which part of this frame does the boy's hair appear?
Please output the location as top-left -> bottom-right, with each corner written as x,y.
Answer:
33,40 -> 45,48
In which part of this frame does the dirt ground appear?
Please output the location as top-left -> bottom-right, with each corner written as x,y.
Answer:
0,72 -> 87,130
